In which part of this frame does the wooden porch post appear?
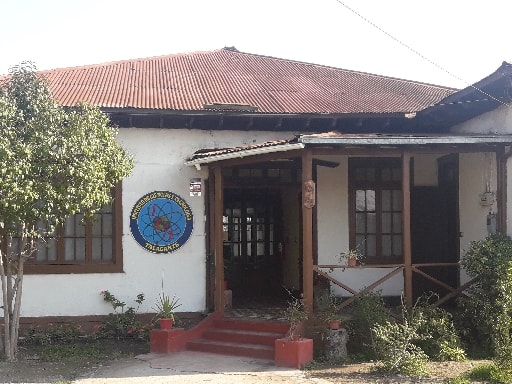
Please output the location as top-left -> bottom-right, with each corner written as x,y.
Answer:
213,166 -> 225,313
402,152 -> 413,307
302,150 -> 314,317
496,147 -> 507,234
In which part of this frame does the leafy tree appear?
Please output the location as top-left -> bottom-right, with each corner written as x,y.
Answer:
0,62 -> 133,360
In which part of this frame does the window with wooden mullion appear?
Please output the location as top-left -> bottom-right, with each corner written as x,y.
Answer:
24,184 -> 123,274
350,158 -> 403,264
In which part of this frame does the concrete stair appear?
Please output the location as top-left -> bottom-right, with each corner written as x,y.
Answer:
186,317 -> 289,360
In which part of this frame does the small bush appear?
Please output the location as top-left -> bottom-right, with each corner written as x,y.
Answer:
372,294 -> 465,376
21,322 -> 83,345
459,234 -> 512,371
95,290 -> 153,340
412,295 -> 466,362
372,313 -> 429,376
349,291 -> 390,358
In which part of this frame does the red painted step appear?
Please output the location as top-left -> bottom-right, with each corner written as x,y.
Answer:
213,317 -> 289,334
186,317 -> 289,360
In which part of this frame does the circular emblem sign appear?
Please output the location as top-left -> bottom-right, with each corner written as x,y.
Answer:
130,191 -> 194,253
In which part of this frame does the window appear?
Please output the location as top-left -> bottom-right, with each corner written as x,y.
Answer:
349,158 -> 402,264
23,184 -> 123,274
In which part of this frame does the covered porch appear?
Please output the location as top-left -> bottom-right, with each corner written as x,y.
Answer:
186,132 -> 512,315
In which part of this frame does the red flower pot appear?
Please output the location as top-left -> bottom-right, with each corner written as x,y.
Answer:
275,338 -> 313,368
159,318 -> 174,329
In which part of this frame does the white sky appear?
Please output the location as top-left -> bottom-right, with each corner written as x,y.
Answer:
1,0 -> 511,89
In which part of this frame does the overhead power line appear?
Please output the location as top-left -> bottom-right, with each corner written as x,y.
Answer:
334,0 -> 511,108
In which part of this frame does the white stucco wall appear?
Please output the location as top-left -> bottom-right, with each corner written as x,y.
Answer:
458,152 -> 497,250
16,112 -> 510,316
450,106 -> 508,234
449,105 -> 510,285
20,128 -> 297,317
452,104 -> 512,135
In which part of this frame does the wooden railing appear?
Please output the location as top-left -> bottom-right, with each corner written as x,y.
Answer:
314,262 -> 476,308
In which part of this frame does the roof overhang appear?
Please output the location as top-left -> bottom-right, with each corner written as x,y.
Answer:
184,142 -> 305,169
417,62 -> 512,130
185,132 -> 512,169
298,133 -> 512,146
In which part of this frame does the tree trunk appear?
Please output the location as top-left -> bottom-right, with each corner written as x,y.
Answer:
0,248 -> 12,361
0,230 -> 28,361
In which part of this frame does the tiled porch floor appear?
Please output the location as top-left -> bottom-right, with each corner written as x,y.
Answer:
226,296 -> 288,321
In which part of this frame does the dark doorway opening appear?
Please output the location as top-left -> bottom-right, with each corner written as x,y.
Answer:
223,189 -> 284,302
411,155 -> 459,301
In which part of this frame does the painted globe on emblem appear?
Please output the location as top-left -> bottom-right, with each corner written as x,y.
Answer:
130,191 -> 194,254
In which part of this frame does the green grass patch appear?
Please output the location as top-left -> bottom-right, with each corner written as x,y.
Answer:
41,344 -> 104,362
445,362 -> 512,384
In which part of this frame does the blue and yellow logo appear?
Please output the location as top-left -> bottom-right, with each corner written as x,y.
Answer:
130,191 -> 194,253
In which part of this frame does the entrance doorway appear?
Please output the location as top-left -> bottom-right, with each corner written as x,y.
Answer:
411,154 -> 459,300
223,189 -> 284,301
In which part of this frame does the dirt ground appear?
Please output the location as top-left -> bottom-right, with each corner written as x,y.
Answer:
0,340 -> 491,384
305,360 -> 490,383
0,339 -> 149,383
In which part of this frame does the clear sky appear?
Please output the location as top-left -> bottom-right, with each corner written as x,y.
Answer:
1,0 -> 510,89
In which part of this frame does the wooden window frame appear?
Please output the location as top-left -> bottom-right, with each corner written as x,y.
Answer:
349,158 -> 403,264
24,184 -> 124,274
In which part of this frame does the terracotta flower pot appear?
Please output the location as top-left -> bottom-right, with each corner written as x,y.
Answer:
275,338 -> 313,368
347,257 -> 357,267
159,318 -> 174,329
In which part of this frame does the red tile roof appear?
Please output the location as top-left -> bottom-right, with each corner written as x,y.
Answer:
38,48 -> 456,114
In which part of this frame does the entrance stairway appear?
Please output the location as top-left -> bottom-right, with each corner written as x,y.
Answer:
186,316 -> 289,360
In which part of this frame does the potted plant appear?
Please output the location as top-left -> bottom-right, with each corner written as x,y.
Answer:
153,293 -> 181,329
339,247 -> 365,267
317,294 -> 342,330
283,294 -> 309,340
275,292 -> 313,368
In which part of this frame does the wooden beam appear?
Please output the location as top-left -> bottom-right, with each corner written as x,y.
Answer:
411,266 -> 456,293
208,149 -> 304,168
213,167 -> 225,313
314,267 -> 358,295
496,147 -> 507,233
207,170 -> 216,311
311,145 -> 506,157
302,149 -> 314,317
433,276 -> 479,307
402,151 -> 413,307
338,267 -> 405,310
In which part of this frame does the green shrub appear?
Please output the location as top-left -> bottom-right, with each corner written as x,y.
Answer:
21,322 -> 83,345
349,291 -> 390,358
372,302 -> 430,376
95,290 -> 152,340
411,295 -> 466,362
372,294 -> 465,376
459,234 -> 512,372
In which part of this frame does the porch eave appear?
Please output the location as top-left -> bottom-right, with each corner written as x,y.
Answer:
298,133 -> 512,146
184,142 -> 305,168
